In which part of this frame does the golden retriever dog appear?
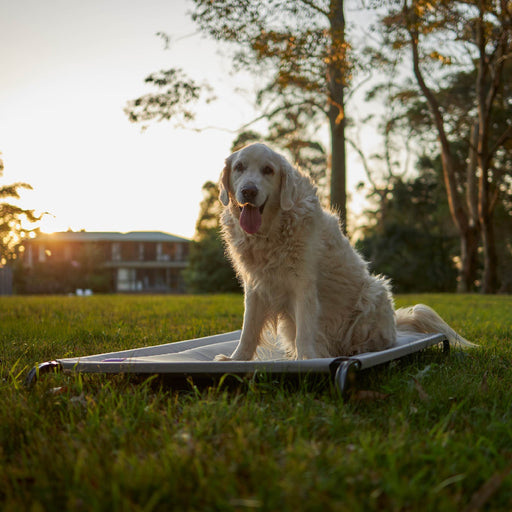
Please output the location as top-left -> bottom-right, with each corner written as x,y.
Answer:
215,142 -> 471,361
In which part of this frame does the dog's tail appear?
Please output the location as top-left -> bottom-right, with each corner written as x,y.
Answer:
395,304 -> 476,347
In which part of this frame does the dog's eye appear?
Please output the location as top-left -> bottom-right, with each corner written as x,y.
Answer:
262,165 -> 274,176
234,162 -> 245,173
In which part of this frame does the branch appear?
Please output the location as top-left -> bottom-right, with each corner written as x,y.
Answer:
489,175 -> 501,214
0,183 -> 33,200
346,137 -> 379,192
170,96 -> 327,136
402,0 -> 468,232
167,123 -> 238,134
406,12 -> 447,150
466,121 -> 480,226
298,0 -> 329,17
488,124 -> 512,159
345,70 -> 374,103
237,99 -> 326,132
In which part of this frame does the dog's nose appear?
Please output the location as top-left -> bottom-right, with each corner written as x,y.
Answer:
241,184 -> 258,203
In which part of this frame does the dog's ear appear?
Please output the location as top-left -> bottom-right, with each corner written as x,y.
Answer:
219,154 -> 233,206
279,156 -> 296,211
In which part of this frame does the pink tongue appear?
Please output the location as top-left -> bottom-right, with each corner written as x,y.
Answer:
239,205 -> 262,234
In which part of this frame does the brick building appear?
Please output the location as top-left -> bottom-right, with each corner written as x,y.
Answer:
20,231 -> 190,293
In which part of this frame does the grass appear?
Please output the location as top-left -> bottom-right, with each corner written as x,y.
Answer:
0,293 -> 511,511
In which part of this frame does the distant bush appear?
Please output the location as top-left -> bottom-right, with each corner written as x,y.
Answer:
14,260 -> 112,294
183,229 -> 241,294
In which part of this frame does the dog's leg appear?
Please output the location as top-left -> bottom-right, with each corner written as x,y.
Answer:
215,289 -> 267,361
294,287 -> 320,360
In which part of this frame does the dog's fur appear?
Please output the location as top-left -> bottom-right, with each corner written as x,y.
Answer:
216,143 -> 471,361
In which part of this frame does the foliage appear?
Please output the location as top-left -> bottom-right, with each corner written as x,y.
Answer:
183,181 -> 241,293
14,243 -> 112,294
124,68 -> 215,129
0,152 -> 42,266
126,0 -> 350,226
14,261 -> 111,295
184,229 -> 241,293
357,169 -> 459,293
190,0 -> 347,112
370,0 -> 512,293
192,181 -> 223,239
386,64 -> 512,219
0,294 -> 511,510
368,64 -> 512,293
493,198 -> 512,293
192,0 -> 349,221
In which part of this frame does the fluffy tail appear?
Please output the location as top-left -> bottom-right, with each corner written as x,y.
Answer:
395,304 -> 476,347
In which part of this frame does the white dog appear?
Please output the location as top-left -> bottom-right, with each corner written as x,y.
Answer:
216,143 -> 471,361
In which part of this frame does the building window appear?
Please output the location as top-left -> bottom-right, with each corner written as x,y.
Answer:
157,243 -> 170,261
26,246 -> 33,267
117,268 -> 137,291
176,243 -> 184,261
112,243 -> 121,261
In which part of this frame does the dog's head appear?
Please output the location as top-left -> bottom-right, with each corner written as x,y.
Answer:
219,143 -> 297,234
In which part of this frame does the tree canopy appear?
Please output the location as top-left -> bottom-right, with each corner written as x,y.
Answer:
0,152 -> 42,266
125,0 -> 512,294
357,169 -> 459,293
126,0 -> 350,228
183,180 -> 240,293
369,0 -> 512,293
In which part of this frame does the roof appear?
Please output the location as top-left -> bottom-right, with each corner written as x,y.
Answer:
32,231 -> 191,243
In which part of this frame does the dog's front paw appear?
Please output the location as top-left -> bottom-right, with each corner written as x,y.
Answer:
214,354 -> 233,361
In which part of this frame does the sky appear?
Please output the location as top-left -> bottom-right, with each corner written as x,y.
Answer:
0,0 -> 370,240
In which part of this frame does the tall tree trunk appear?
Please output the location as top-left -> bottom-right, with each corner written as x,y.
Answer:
406,5 -> 477,291
329,111 -> 347,231
328,0 -> 347,233
475,4 -> 500,293
458,225 -> 479,293
440,149 -> 479,291
478,160 -> 498,292
480,211 -> 498,293
459,122 -> 480,293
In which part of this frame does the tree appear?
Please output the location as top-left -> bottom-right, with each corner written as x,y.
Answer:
126,0 -> 350,230
183,181 -> 240,293
376,0 -> 512,293
0,152 -> 42,266
351,96 -> 460,292
192,0 -> 349,225
357,167 -> 459,293
14,243 -> 112,294
124,68 -> 215,130
392,65 -> 512,291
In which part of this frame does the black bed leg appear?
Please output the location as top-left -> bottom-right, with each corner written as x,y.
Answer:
334,360 -> 360,399
24,361 -> 62,389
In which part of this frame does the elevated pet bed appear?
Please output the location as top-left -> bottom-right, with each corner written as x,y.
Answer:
25,330 -> 449,396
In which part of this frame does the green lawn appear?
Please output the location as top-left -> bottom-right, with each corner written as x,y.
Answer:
1,294 -> 511,511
